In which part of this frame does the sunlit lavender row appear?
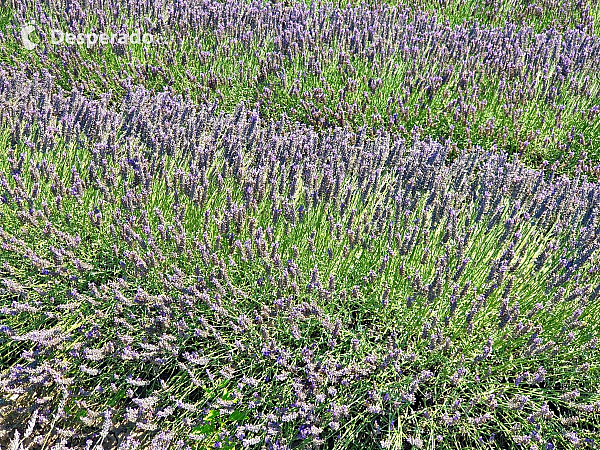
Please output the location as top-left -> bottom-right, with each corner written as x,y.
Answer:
0,70 -> 598,449
397,0 -> 598,33
1,0 -> 600,166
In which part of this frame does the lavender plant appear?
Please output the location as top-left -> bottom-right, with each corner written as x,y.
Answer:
1,0 -> 600,168
335,0 -> 600,34
0,71 -> 598,449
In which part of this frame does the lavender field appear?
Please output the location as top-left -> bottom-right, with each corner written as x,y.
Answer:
0,1 -> 599,449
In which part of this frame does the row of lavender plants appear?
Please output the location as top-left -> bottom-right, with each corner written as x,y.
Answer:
1,0 -> 600,168
0,68 -> 598,449
387,0 -> 599,34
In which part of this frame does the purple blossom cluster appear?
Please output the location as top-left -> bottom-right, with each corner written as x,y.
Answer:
0,69 -> 598,449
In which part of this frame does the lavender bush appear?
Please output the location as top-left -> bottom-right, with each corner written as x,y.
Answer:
366,0 -> 599,34
1,0 -> 600,167
0,70 -> 598,449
